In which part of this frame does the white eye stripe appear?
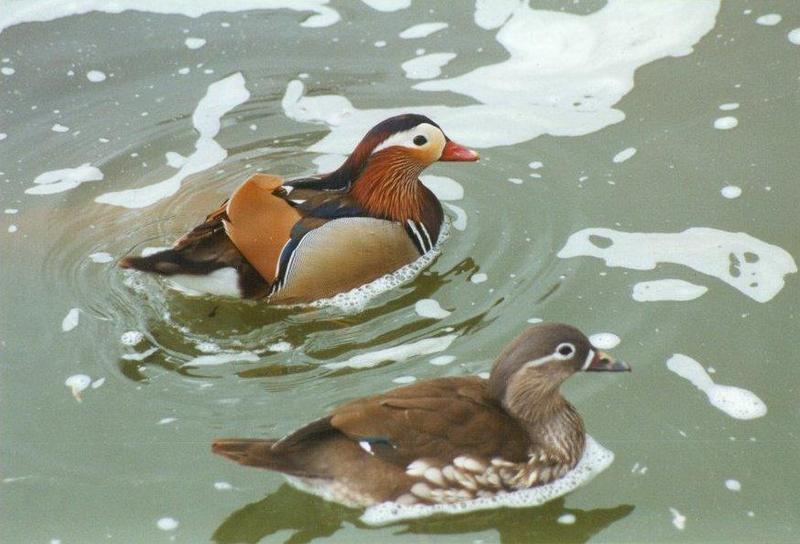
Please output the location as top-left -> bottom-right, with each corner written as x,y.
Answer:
371,123 -> 441,154
581,349 -> 595,371
522,354 -> 558,369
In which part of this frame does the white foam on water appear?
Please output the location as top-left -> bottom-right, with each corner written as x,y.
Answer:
443,203 -> 467,231
26,163 -> 103,196
392,375 -> 417,384
612,147 -> 637,164
311,224 -> 448,313
361,435 -> 614,525
183,351 -> 260,367
725,479 -> 741,491
529,161 -> 543,169
91,377 -> 105,389
88,252 -> 113,263
214,481 -> 233,490
121,347 -> 158,361
755,14 -> 781,26
632,279 -> 708,302
95,73 -> 250,208
719,102 -> 739,111
429,355 -> 455,366
0,1 -> 340,35
714,116 -> 738,130
474,0 -> 518,30
589,333 -> 620,350
120,331 -> 144,346
267,341 -> 292,352
399,22 -> 448,39
557,513 -> 577,525
156,517 -> 178,531
65,374 -> 91,401
165,151 -> 187,168
184,37 -> 206,49
1,66 -> 14,75
401,53 -> 456,80
670,507 -> 686,530
666,354 -> 767,420
470,272 -> 488,284
51,123 -> 69,132
61,308 -> 80,332
325,334 -> 457,370
414,299 -> 451,319
0,133 -> 7,140
196,341 -> 220,353
527,317 -> 543,324
721,185 -> 742,199
360,0 -> 409,12
282,0 -> 720,153
158,417 -> 177,425
4,209 -> 18,214
558,227 -> 797,303
8,225 -> 18,233
312,154 -> 346,173
420,175 -> 463,201
789,28 -> 800,45
413,1 -> 720,146
86,70 -> 106,82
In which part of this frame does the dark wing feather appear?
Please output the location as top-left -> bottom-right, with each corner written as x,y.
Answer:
328,377 -> 531,468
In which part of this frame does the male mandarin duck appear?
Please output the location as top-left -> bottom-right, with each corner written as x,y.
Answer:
119,114 -> 479,303
212,323 -> 630,507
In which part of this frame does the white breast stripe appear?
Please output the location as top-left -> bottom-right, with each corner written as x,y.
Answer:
406,220 -> 429,253
419,222 -> 432,251
581,349 -> 595,371
272,239 -> 294,292
282,238 -> 303,289
290,199 -> 306,205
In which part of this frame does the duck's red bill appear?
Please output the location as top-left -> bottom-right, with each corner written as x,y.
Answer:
440,140 -> 480,161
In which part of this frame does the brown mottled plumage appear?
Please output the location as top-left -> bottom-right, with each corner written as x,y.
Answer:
119,114 -> 478,303
212,323 -> 630,507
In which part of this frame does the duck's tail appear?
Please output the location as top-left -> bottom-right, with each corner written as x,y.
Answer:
212,439 -> 299,472
118,249 -> 220,276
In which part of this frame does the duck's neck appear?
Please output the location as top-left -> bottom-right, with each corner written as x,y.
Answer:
503,378 -> 585,465
349,151 -> 427,223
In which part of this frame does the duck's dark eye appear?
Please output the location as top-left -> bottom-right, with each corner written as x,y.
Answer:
413,135 -> 427,146
556,343 -> 575,357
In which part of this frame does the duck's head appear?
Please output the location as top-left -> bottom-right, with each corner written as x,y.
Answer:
489,323 -> 630,419
341,114 -> 478,179
342,114 -> 478,220
362,114 -> 479,164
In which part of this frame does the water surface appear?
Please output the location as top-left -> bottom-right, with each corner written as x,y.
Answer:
1,1 -> 799,542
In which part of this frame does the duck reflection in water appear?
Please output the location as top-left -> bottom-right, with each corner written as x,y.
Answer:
211,484 -> 634,544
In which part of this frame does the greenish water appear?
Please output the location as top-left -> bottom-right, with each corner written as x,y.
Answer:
1,1 -> 799,542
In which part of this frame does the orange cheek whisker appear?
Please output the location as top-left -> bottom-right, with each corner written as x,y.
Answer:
350,150 -> 427,223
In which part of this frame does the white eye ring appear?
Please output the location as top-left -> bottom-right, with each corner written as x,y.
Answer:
554,343 -> 576,359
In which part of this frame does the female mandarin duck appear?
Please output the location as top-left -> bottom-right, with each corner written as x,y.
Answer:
119,114 -> 479,303
212,323 -> 630,507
